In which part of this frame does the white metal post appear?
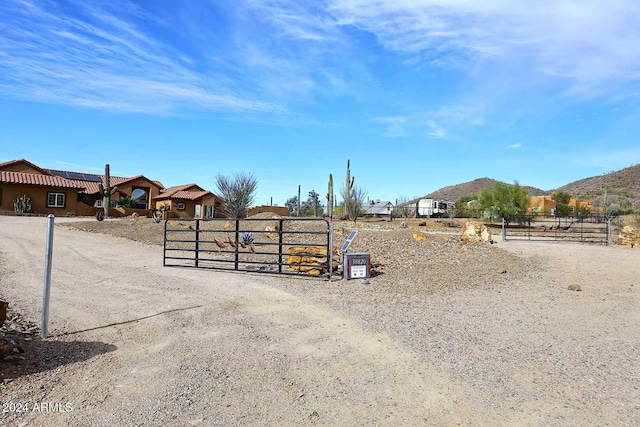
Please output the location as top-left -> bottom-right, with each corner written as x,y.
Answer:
41,214 -> 55,338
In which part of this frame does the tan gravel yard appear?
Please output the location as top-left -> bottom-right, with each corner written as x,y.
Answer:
1,215 -> 639,426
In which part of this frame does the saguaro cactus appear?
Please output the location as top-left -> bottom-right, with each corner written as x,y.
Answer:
14,193 -> 32,213
98,164 -> 118,217
327,174 -> 334,220
345,159 -> 354,213
297,185 -> 301,217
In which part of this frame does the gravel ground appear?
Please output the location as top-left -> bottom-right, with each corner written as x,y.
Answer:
1,215 -> 639,426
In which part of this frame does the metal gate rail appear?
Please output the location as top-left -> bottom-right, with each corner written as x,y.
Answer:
501,214 -> 611,245
163,217 -> 333,279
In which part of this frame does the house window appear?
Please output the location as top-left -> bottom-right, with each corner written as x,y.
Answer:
97,199 -> 118,208
131,188 -> 148,209
48,192 -> 65,208
177,202 -> 186,210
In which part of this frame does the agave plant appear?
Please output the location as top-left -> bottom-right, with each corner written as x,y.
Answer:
241,232 -> 254,245
241,231 -> 256,253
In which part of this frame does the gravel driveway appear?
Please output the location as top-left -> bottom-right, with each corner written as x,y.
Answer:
1,215 -> 639,426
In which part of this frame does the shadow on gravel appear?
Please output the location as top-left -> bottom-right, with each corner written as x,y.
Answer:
56,305 -> 203,337
1,339 -> 117,380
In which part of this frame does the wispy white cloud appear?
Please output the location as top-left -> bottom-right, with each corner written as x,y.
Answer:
425,119 -> 446,139
576,147 -> 640,170
328,0 -> 640,98
1,0 -> 637,119
0,0 -> 282,115
375,116 -> 407,137
374,103 -> 484,140
508,143 -> 522,149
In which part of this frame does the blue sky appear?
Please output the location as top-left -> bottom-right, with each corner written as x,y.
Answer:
1,0 -> 640,206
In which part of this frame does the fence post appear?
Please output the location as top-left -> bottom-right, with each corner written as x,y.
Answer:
195,219 -> 200,268
41,214 -> 55,339
607,217 -> 611,246
278,218 -> 284,273
235,219 -> 240,271
328,225 -> 334,282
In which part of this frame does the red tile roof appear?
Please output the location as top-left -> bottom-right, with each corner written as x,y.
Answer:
48,171 -> 164,195
159,183 -> 201,196
0,171 -> 85,189
3,160 -> 165,195
0,159 -> 54,175
154,183 -> 222,202
171,190 -> 211,200
64,179 -> 100,194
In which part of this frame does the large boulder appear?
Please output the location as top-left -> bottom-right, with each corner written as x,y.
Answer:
618,225 -> 640,246
462,222 -> 493,243
412,231 -> 426,241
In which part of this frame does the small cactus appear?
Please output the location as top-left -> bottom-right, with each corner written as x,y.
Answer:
13,194 -> 31,214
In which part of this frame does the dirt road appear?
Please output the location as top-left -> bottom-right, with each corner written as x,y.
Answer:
1,216 -> 639,426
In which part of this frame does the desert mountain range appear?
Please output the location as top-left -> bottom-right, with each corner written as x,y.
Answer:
422,164 -> 640,210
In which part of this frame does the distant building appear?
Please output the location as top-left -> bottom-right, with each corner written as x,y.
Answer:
154,183 -> 224,219
530,196 -> 556,216
417,198 -> 456,217
361,199 -> 394,217
529,194 -> 593,216
247,205 -> 289,217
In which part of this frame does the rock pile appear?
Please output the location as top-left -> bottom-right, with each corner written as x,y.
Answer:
461,222 -> 493,243
618,225 -> 640,247
286,246 -> 340,276
1,306 -> 38,364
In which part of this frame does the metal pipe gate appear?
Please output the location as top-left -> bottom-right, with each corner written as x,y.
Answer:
163,217 -> 334,279
501,214 -> 611,245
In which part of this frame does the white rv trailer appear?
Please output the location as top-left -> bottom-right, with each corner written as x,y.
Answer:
417,198 -> 456,217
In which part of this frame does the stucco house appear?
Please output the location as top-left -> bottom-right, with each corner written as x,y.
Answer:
0,159 -> 86,216
530,194 -> 593,216
154,183 -> 226,219
2,159 -> 230,219
0,159 -> 166,217
49,169 -> 165,216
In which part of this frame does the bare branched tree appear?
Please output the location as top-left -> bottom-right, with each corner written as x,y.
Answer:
343,184 -> 367,222
394,196 -> 417,219
215,172 -> 258,218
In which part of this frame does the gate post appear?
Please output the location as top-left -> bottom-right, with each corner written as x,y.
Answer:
195,219 -> 200,267
163,219 -> 168,266
278,218 -> 284,273
502,218 -> 506,241
234,219 -> 240,270
328,225 -> 333,282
